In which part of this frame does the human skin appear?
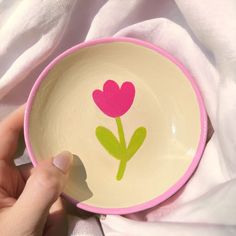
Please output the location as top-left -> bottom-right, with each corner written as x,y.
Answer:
0,106 -> 73,236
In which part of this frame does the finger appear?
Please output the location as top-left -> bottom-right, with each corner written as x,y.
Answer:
0,105 -> 25,162
18,163 -> 33,181
0,188 -> 16,209
11,151 -> 73,235
45,198 -> 68,236
0,160 -> 25,199
19,163 -> 93,218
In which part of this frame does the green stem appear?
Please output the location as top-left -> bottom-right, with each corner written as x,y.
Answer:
116,160 -> 127,180
115,117 -> 127,180
115,117 -> 126,150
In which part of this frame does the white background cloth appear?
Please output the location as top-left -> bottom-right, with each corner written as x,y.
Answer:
1,0 -> 236,235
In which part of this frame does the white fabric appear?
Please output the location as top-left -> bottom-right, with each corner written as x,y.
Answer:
67,215 -> 103,236
1,0 -> 236,235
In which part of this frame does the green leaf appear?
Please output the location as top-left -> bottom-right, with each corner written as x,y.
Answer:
127,127 -> 147,160
96,126 -> 123,160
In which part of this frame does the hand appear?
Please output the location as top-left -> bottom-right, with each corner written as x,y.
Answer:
0,106 -> 73,236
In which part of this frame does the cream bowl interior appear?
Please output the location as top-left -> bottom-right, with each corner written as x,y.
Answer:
27,40 -> 203,212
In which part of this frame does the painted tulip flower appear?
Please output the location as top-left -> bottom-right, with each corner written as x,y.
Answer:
92,80 -> 146,180
92,80 -> 135,118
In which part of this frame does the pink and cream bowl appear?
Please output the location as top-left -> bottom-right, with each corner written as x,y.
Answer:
24,37 -> 208,215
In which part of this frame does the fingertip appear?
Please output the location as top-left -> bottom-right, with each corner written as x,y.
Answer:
52,151 -> 73,174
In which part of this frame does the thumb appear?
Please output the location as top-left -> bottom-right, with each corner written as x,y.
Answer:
12,151 -> 73,234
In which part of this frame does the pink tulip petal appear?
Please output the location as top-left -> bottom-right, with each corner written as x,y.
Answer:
92,89 -> 116,117
103,80 -> 120,101
92,90 -> 107,111
103,80 -> 119,93
92,80 -> 136,118
120,82 -> 135,112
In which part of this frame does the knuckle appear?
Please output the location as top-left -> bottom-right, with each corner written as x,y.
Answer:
0,160 -> 8,169
34,170 -> 61,190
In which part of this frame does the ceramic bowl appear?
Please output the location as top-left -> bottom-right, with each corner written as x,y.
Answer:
24,37 -> 207,215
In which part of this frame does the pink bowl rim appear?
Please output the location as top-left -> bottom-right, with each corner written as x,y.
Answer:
24,37 -> 208,215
